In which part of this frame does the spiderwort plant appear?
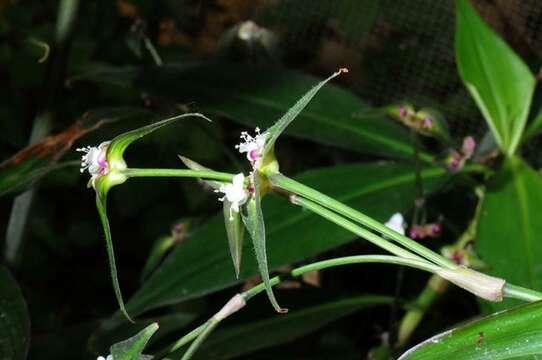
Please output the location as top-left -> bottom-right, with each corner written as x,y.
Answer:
82,69 -> 542,355
79,113 -> 213,321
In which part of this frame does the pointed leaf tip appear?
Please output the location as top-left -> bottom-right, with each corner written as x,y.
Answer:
110,322 -> 159,360
224,200 -> 245,278
262,68 -> 348,158
96,192 -> 134,323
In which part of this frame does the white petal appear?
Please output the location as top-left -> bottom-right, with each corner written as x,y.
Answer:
385,213 -> 405,235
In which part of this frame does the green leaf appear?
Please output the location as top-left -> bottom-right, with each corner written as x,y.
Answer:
523,107 -> 542,141
399,300 -> 542,359
185,294 -> 392,360
107,113 -> 211,169
241,173 -> 286,313
76,62 -> 425,160
91,312 -> 196,357
476,156 -> 542,311
110,323 -> 159,360
224,200 -> 245,278
0,265 -> 30,360
455,0 -> 535,155
262,68 -> 347,157
125,162 -> 450,317
96,188 -> 133,323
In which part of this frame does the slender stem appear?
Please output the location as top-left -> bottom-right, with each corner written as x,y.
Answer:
242,255 -> 440,301
292,195 -> 426,261
180,320 -> 220,360
156,323 -> 207,359
121,168 -> 235,182
503,284 -> 542,302
269,173 -> 457,269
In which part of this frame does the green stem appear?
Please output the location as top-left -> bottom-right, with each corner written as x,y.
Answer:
180,320 -> 220,360
242,255 -> 440,301
291,195 -> 426,261
121,168 -> 235,182
503,284 -> 542,302
155,323 -> 207,359
270,173 -> 456,269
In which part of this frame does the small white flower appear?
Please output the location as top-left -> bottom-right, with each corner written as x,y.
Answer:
235,128 -> 267,168
385,213 -> 406,236
216,173 -> 249,220
97,355 -> 113,360
77,141 -> 110,188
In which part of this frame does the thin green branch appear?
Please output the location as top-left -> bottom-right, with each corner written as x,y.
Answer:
269,173 -> 457,269
121,168 -> 235,182
242,255 -> 440,301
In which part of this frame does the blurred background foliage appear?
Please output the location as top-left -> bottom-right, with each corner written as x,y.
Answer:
0,0 -> 541,359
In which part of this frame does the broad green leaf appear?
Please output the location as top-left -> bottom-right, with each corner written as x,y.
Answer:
184,294 -> 392,360
0,265 -> 30,360
75,62 -> 426,160
455,0 -> 535,155
110,323 -> 159,360
400,300 -> 542,359
124,162 -> 451,317
241,174 -> 286,313
262,68 -> 347,157
476,156 -> 542,311
224,200 -> 244,278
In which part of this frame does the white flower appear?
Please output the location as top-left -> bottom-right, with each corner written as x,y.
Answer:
77,141 -> 110,188
235,128 -> 267,168
385,213 -> 406,236
216,173 -> 249,220
97,355 -> 113,360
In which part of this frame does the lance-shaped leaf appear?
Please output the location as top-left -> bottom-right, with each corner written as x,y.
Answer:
93,114 -> 212,321
224,200 -> 245,278
108,113 -> 211,170
399,300 -> 542,359
262,68 -> 348,160
523,107 -> 542,142
95,184 -> 133,323
110,322 -> 159,360
179,155 -> 245,276
242,173 -> 287,313
455,0 -> 535,155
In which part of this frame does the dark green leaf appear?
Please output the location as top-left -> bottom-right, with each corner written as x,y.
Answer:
241,174 -> 286,313
476,156 -> 542,311
125,162 -> 450,317
76,62 -> 426,160
400,300 -> 542,359
191,295 -> 392,360
455,0 -> 535,155
0,265 -> 30,360
110,323 -> 159,360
